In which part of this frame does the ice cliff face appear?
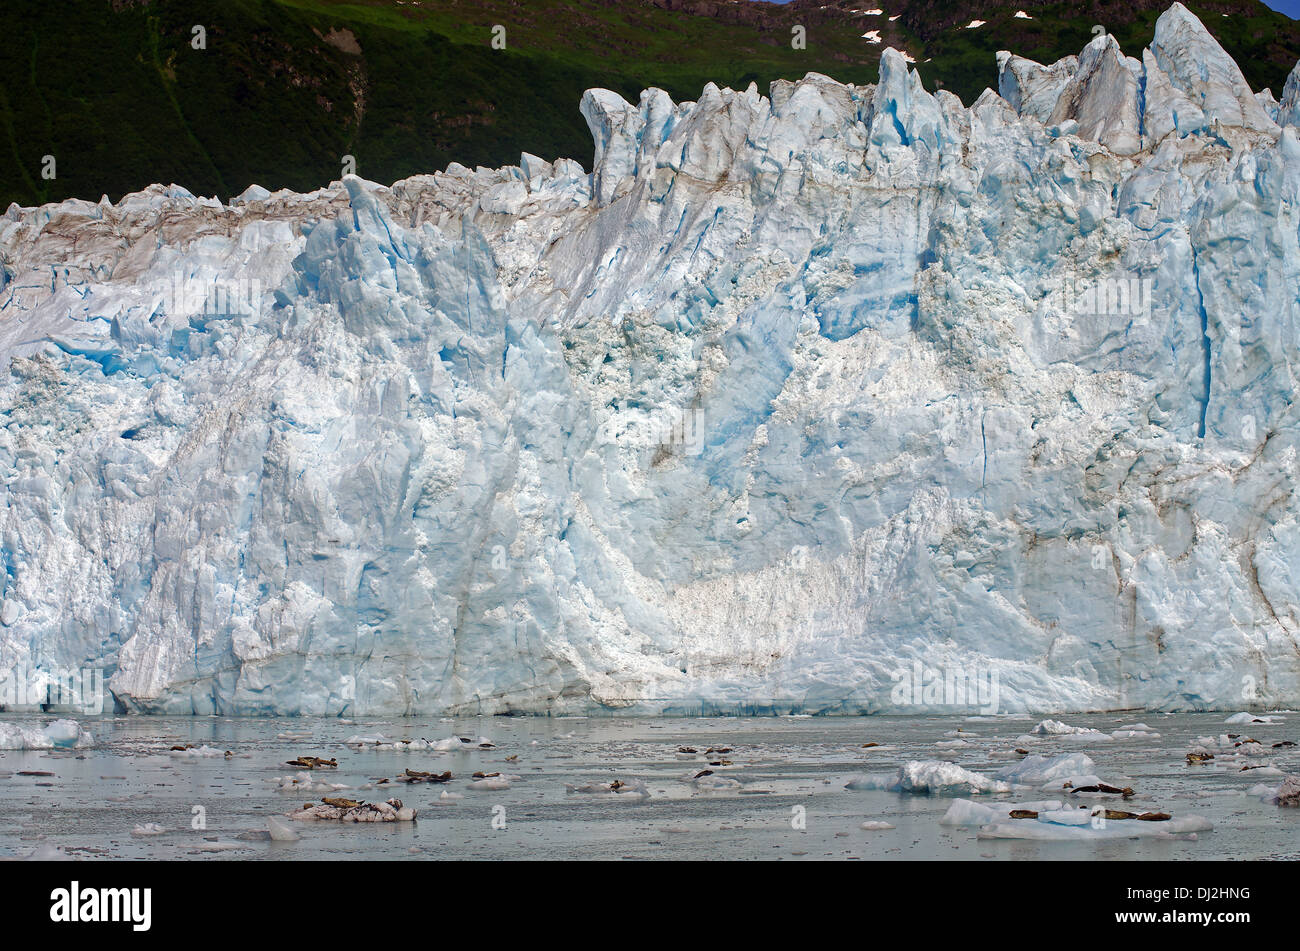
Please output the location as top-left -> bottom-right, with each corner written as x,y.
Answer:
3,3 -> 1300,716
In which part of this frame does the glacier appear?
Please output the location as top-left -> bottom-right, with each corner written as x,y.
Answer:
2,3 -> 1300,716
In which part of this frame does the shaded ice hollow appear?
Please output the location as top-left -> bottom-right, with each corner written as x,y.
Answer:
2,4 -> 1300,715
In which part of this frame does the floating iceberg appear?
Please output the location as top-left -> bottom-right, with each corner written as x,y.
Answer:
0,719 -> 93,750
849,760 -> 1013,795
1252,775 -> 1300,805
992,752 -> 1102,788
1030,720 -> 1111,741
1224,713 -> 1285,724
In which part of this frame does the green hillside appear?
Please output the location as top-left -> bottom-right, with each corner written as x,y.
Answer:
1,0 -> 1297,208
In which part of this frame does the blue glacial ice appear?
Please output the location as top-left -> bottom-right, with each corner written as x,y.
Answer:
1,4 -> 1300,715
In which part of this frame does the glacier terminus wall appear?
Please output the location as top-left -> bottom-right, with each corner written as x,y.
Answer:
2,3 -> 1300,715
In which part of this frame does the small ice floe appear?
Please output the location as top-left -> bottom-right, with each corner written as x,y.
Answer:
1186,734 -> 1276,768
344,733 -> 492,751
130,823 -> 168,837
1225,735 -> 1270,753
290,797 -> 416,822
860,821 -> 895,831
992,752 -> 1106,791
565,779 -> 649,797
1060,782 -> 1137,798
344,733 -> 430,750
1250,776 -> 1300,806
187,841 -> 250,852
344,733 -> 389,746
974,808 -> 1213,841
268,817 -> 300,841
23,844 -> 73,861
170,745 -> 230,759
1111,723 -> 1161,739
466,772 -> 519,791
391,768 -> 453,784
1225,712 -> 1284,724
990,747 -> 1032,759
685,769 -> 742,790
438,790 -> 464,802
940,799 -> 1073,826
284,755 -> 337,769
945,799 -> 1212,839
1030,720 -> 1112,741
1247,782 -> 1279,803
271,773 -> 349,793
276,730 -> 313,741
0,719 -> 93,750
1183,788 -> 1247,799
847,760 -> 1011,796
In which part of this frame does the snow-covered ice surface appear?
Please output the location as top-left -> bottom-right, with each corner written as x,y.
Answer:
2,5 -> 1300,715
0,712 -> 1295,859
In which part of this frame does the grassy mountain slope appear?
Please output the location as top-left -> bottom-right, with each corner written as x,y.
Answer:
1,0 -> 1297,208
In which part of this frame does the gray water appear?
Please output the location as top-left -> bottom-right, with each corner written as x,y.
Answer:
0,712 -> 1295,860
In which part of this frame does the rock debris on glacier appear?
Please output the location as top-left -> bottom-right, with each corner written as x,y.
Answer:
1,4 -> 1300,715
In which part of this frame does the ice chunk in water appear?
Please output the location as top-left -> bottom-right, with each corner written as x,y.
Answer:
0,719 -> 93,750
848,760 -> 1013,796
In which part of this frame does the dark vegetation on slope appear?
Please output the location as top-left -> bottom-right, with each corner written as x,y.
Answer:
1,0 -> 1297,208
